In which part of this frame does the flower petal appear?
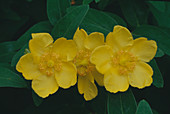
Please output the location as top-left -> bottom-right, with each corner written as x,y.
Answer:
104,69 -> 129,93
52,38 -> 77,61
78,75 -> 98,101
29,33 -> 53,62
73,27 -> 88,50
16,53 -> 41,80
84,32 -> 104,50
55,62 -> 77,89
91,69 -> 104,86
130,38 -> 157,62
128,61 -> 153,89
106,25 -> 133,52
90,45 -> 113,74
32,75 -> 59,98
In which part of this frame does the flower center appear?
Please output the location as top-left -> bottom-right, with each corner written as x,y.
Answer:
112,50 -> 137,75
47,60 -> 54,67
39,52 -> 63,76
74,49 -> 94,76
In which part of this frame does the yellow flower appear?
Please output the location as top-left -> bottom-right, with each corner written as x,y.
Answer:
16,33 -> 77,98
90,25 -> 157,93
73,28 -> 104,101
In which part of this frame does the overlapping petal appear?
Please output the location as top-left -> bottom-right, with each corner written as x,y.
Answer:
104,69 -> 129,93
128,62 -> 153,89
29,33 -> 53,62
55,62 -> 77,89
52,38 -> 77,61
91,69 -> 104,86
73,28 -> 88,50
78,75 -> 97,101
90,45 -> 113,74
130,38 -> 157,62
32,74 -> 59,98
84,32 -> 104,50
106,25 -> 133,52
16,53 -> 41,80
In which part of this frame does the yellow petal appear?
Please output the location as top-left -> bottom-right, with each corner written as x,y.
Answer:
130,38 -> 157,62
73,27 -> 88,50
32,74 -> 59,98
55,62 -> 77,89
91,69 -> 104,86
90,45 -> 113,74
52,38 -> 77,61
104,69 -> 129,93
84,32 -> 104,50
106,25 -> 133,52
128,61 -> 153,89
78,75 -> 98,101
78,76 -> 85,94
29,33 -> 53,62
16,53 -> 41,80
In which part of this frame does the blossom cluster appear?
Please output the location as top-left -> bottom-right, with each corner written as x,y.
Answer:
16,25 -> 157,101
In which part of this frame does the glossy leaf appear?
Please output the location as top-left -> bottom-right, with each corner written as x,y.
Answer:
83,0 -> 93,4
47,0 -> 70,26
136,100 -> 153,114
81,8 -> 118,36
148,1 -> 170,28
98,0 -> 110,10
0,41 -> 17,53
149,59 -> 164,88
95,0 -> 100,3
133,25 -> 170,56
0,52 -> 16,63
16,21 -> 52,49
107,89 -> 137,114
51,5 -> 89,39
0,67 -> 27,88
155,48 -> 164,58
119,0 -> 139,27
11,44 -> 28,67
106,12 -> 127,27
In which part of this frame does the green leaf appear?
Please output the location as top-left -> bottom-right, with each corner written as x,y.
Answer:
51,5 -> 89,39
0,41 -> 17,54
0,52 -> 16,63
149,59 -> 164,88
32,90 -> 43,107
133,25 -> 170,56
98,0 -> 110,10
148,1 -> 170,28
16,21 -> 52,49
107,89 -> 137,114
106,12 -> 127,27
83,0 -> 93,4
0,41 -> 18,63
155,48 -> 164,57
47,0 -> 70,26
0,67 -> 27,88
136,100 -> 153,114
11,44 -> 28,67
95,0 -> 100,3
119,0 -> 139,27
80,8 -> 118,36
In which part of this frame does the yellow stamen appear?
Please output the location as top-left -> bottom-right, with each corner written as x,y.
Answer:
47,60 -> 54,67
112,50 -> 137,75
39,52 -> 63,76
